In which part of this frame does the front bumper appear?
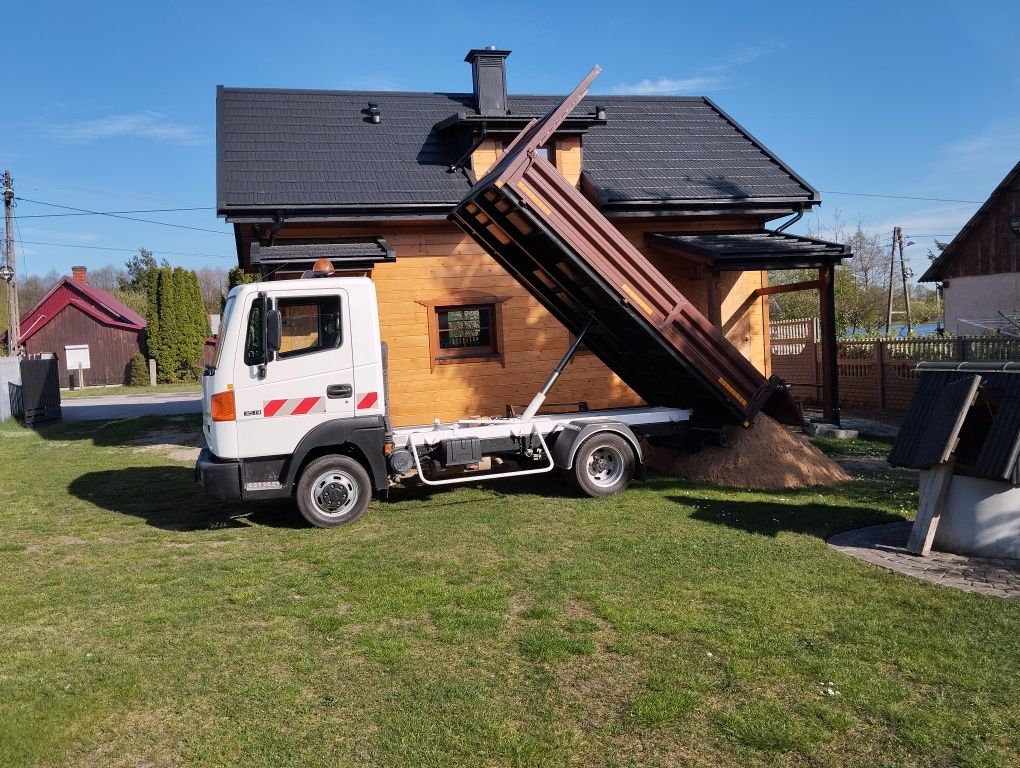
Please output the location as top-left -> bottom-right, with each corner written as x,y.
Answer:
195,447 -> 242,501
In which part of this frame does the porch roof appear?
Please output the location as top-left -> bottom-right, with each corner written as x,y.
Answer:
645,230 -> 850,271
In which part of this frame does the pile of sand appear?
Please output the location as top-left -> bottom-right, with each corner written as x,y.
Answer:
643,414 -> 850,489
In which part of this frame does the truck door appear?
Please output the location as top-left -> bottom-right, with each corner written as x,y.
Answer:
232,288 -> 354,459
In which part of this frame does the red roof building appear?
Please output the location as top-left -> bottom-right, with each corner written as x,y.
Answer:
14,266 -> 146,386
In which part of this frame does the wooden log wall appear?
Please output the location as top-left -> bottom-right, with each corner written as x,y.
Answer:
615,220 -> 773,377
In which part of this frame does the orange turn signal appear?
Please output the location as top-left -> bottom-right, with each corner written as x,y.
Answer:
210,390 -> 236,422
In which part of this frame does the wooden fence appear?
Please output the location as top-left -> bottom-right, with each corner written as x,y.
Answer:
770,318 -> 1020,413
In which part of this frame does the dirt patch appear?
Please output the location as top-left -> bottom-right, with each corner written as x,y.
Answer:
643,414 -> 850,489
126,429 -> 203,463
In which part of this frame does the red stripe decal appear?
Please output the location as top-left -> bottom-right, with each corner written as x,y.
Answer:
291,396 -> 321,415
263,399 -> 286,418
356,392 -> 378,409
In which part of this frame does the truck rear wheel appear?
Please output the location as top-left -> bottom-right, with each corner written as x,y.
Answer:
296,454 -> 371,528
571,432 -> 635,497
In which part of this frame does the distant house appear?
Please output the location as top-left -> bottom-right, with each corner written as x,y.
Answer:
921,160 -> 1020,334
217,48 -> 850,426
14,266 -> 146,386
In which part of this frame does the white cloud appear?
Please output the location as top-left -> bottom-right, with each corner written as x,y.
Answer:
706,42 -> 786,71
869,203 -> 979,239
610,41 -> 784,96
48,112 -> 204,145
610,75 -> 729,96
926,119 -> 1020,199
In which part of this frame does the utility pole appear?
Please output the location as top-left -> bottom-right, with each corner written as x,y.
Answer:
885,226 -> 898,337
897,227 -> 912,335
3,170 -> 20,357
884,226 -> 913,337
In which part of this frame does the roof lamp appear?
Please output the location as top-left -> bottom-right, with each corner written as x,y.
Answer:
310,258 -> 335,277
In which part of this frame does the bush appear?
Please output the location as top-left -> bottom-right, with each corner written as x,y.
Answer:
127,353 -> 149,387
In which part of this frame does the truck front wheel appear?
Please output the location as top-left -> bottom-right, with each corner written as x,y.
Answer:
296,454 -> 372,528
570,432 -> 635,497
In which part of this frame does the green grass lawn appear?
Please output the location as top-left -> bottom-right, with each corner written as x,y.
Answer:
60,382 -> 202,399
1,417 -> 1018,767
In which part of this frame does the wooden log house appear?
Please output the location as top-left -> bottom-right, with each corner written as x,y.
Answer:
217,49 -> 849,427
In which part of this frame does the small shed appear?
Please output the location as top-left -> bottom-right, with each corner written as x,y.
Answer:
14,266 -> 146,387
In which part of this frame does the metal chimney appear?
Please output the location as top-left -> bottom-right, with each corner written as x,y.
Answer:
465,47 -> 511,116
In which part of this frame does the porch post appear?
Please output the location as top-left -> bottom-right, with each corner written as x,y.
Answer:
818,264 -> 840,425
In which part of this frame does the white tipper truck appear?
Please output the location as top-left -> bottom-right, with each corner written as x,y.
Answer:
195,271 -> 691,527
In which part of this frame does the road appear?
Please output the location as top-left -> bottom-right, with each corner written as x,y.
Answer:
60,392 -> 203,421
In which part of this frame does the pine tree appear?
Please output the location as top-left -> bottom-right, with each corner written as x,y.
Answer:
145,265 -> 216,382
222,267 -> 257,311
173,267 -> 209,379
127,352 -> 149,386
144,267 -> 166,380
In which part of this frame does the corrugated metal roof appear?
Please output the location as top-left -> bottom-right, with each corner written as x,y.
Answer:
217,88 -> 818,214
16,278 -> 146,345
974,374 -> 1020,482
890,367 -> 1020,484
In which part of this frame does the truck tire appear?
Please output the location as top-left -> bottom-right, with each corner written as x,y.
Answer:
570,432 -> 635,497
296,454 -> 372,528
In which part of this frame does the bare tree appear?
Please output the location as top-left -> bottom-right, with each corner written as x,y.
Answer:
86,264 -> 129,291
196,266 -> 229,315
17,270 -> 63,311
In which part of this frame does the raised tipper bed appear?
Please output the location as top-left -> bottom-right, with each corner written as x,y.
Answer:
450,66 -> 801,427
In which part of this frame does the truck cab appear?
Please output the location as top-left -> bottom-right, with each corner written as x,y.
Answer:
197,275 -> 391,524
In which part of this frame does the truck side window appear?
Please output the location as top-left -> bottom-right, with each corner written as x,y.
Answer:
243,300 -> 263,366
278,296 -> 343,358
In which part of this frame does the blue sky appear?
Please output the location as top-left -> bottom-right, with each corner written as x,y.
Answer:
6,0 -> 1020,282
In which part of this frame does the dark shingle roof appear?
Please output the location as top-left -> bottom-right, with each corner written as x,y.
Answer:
217,87 -> 818,215
251,239 -> 395,275
646,230 -> 849,270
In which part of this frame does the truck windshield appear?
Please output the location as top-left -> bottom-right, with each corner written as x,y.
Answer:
212,295 -> 236,370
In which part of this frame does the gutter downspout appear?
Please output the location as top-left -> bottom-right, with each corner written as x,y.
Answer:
266,211 -> 286,246
775,210 -> 803,233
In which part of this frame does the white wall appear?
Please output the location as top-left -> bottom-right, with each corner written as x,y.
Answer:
0,356 -> 22,421
943,273 -> 1020,334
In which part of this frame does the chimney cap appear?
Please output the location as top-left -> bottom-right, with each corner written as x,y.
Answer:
464,47 -> 511,63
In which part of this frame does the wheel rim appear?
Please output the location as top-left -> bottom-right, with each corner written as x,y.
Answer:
310,470 -> 359,517
585,445 -> 626,488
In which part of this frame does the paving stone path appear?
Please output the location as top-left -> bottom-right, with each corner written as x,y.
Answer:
828,522 -> 1020,599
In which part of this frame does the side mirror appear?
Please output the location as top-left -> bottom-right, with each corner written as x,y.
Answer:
266,309 -> 283,353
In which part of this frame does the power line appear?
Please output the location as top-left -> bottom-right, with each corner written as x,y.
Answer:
13,211 -> 28,276
15,197 -> 230,235
17,238 -> 231,259
820,190 -> 984,205
15,205 -> 214,219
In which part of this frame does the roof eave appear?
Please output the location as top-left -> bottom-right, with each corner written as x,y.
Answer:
919,158 -> 1020,283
